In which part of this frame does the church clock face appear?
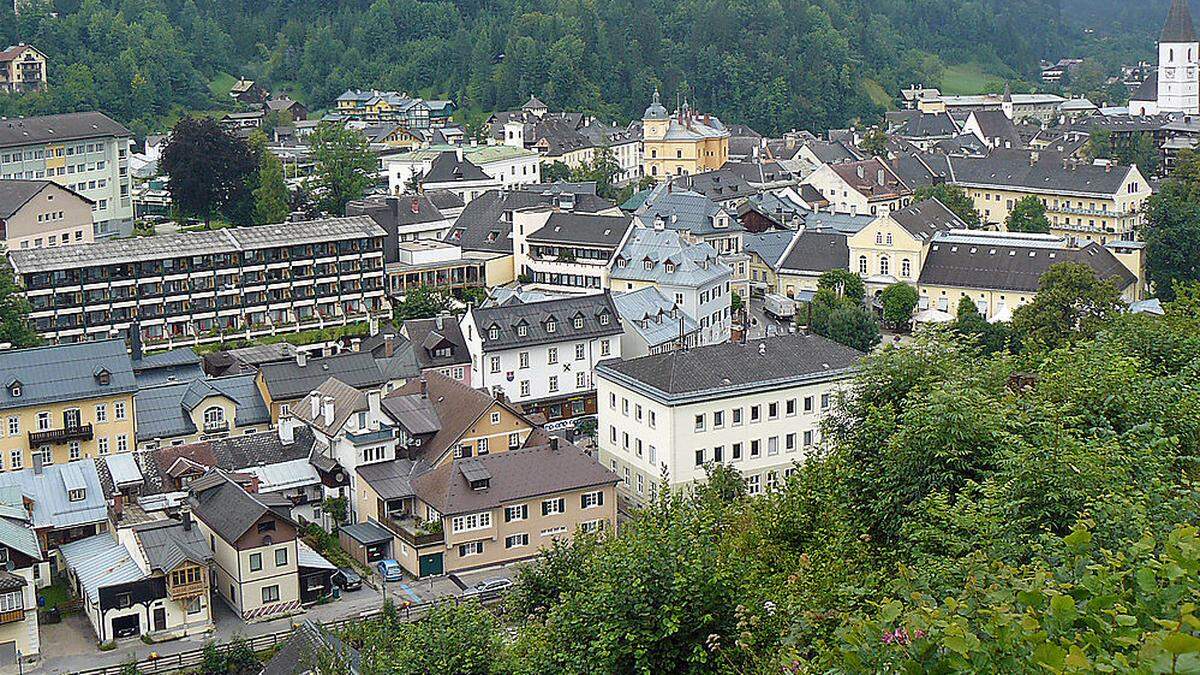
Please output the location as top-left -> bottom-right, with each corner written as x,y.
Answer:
1166,67 -> 1177,78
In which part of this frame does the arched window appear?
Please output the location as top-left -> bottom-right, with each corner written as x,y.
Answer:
901,258 -> 912,278
885,233 -> 893,246
879,256 -> 890,276
858,255 -> 868,274
875,232 -> 883,245
203,406 -> 225,431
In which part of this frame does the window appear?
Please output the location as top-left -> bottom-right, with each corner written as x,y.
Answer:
713,410 -> 724,428
580,519 -> 605,534
9,451 -> 20,470
768,436 -> 779,455
520,380 -> 530,397
879,256 -> 890,276
516,324 -> 527,337
546,320 -> 557,334
478,437 -> 489,455
262,585 -> 280,603
490,412 -> 501,425
490,356 -> 501,374
518,352 -> 529,369
748,474 -> 761,495
575,343 -> 585,360
0,590 -> 21,613
276,547 -> 289,567
750,405 -> 761,422
98,437 -> 109,455
95,404 -> 107,423
36,412 -> 49,431
547,348 -> 558,365
488,327 -> 499,340
508,431 -> 521,448
786,433 -> 796,451
804,396 -> 813,413
750,440 -> 761,457
858,255 -> 868,274
768,402 -> 779,419
576,372 -> 586,389
547,375 -> 558,393
203,406 -> 225,431
821,393 -> 832,410
622,399 -> 629,416
732,408 -> 743,425
901,258 -> 912,278
505,534 -> 529,549
713,445 -> 724,462
542,497 -> 565,516
451,512 -> 492,533
69,441 -> 81,461
600,339 -> 611,356
609,393 -> 617,409
573,316 -> 584,330
695,448 -> 705,466
504,504 -> 528,522
114,401 -> 126,420
648,410 -> 656,428
249,553 -> 263,571
600,313 -> 610,326
732,442 -> 742,461
804,430 -> 814,447
694,414 -> 705,431
581,490 -> 604,509
116,592 -> 132,609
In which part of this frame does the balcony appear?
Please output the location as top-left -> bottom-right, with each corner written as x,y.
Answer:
28,424 -> 93,446
0,608 -> 24,625
380,515 -> 444,548
167,579 -> 207,601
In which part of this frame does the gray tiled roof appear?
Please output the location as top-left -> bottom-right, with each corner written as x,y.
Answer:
613,287 -> 699,348
356,459 -> 421,500
423,152 -> 490,183
1163,0 -> 1196,42
0,462 -> 108,530
669,169 -> 756,204
917,235 -> 1136,293
744,231 -> 796,268
380,394 -> 441,436
401,316 -> 469,370
0,180 -> 87,219
466,293 -> 622,351
259,351 -> 385,401
0,112 -> 131,150
635,184 -> 742,236
133,517 -> 212,573
9,216 -> 385,273
138,426 -> 315,495
190,472 -> 295,543
261,621 -> 361,675
777,231 -> 849,274
969,110 -> 1021,146
526,212 -> 633,248
134,374 -> 270,442
446,188 -> 613,254
0,339 -> 136,411
937,151 -> 1137,196
611,228 -> 730,287
596,332 -> 862,404
889,198 -> 965,241
290,377 -> 369,437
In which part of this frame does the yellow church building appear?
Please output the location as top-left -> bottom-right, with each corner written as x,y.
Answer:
641,89 -> 730,182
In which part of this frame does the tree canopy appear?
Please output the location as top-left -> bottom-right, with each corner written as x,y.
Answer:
308,122 -> 377,215
913,184 -> 981,228
160,117 -> 257,225
1145,149 -> 1200,301
1005,195 -> 1051,234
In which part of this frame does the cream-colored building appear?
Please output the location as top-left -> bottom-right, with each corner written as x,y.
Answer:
190,474 -> 301,623
0,511 -> 41,665
0,180 -> 94,251
847,198 -> 963,295
135,374 -> 272,451
0,339 -> 137,472
0,45 -> 46,94
641,90 -> 730,182
801,158 -> 912,217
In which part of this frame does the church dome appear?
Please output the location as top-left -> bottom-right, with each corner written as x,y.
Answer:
643,88 -> 668,121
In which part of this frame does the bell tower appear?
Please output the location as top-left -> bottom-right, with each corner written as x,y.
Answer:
1159,0 -> 1200,113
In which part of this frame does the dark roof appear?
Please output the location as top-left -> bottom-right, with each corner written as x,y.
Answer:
401,316 -> 470,370
669,169 -> 757,202
385,371 -> 511,463
134,374 -> 270,442
380,394 -> 441,436
805,139 -> 863,164
445,188 -> 613,254
140,427 -> 315,495
777,231 -> 849,273
969,110 -> 1021,147
596,333 -> 863,403
423,152 -> 490,183
829,158 -> 910,200
897,112 -> 959,138
345,194 -> 449,263
917,238 -> 1137,293
190,472 -> 295,543
0,112 -> 131,150
1131,76 -> 1158,103
412,442 -> 618,516
889,198 -> 964,241
0,339 -> 136,411
133,518 -> 212,573
261,621 -> 361,675
339,521 -> 393,546
466,292 -> 622,351
259,352 -> 385,401
946,151 -> 1136,195
0,180 -> 91,219
1163,0 -> 1197,42
356,459 -> 421,500
525,211 -> 633,248
290,377 -> 370,436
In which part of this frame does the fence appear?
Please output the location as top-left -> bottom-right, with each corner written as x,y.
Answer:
69,593 -> 500,675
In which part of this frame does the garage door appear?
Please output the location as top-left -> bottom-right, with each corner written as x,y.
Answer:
0,640 -> 15,665
111,614 -> 141,640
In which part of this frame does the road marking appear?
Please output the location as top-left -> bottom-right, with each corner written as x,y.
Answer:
397,583 -> 422,603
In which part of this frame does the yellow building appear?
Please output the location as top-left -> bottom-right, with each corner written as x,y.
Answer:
641,89 -> 729,182
0,339 -> 137,471
847,198 -> 962,296
0,44 -> 47,94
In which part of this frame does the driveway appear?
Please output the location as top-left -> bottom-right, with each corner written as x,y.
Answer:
745,295 -> 796,340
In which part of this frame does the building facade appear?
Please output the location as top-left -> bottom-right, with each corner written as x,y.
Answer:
641,90 -> 730,181
0,45 -> 46,94
0,112 -> 134,238
0,180 -> 94,251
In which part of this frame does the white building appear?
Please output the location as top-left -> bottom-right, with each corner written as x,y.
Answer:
1130,0 -> 1200,115
461,293 -> 623,425
512,207 -> 635,295
595,333 -> 862,503
384,145 -> 541,200
610,227 -> 731,346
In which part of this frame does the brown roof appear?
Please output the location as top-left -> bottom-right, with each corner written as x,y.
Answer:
385,371 -> 517,464
0,45 -> 41,62
411,439 -> 618,516
290,377 -> 369,436
830,158 -> 910,201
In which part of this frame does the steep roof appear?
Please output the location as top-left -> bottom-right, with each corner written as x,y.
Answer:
611,228 -> 730,287
384,370 -> 510,462
401,316 -> 470,370
139,426 -> 315,495
596,333 -> 862,404
446,188 -> 613,254
134,374 -> 270,442
613,287 -> 699,348
526,211 -> 633,248
1163,0 -> 1197,42
190,472 -> 295,543
0,112 -> 131,150
0,338 -> 136,411
290,377 -> 370,437
0,180 -> 91,219
466,292 -> 622,351
888,198 -> 965,241
59,533 -> 144,604
133,517 -> 212,573
777,231 -> 849,274
258,352 -> 385,401
423,152 -> 490,183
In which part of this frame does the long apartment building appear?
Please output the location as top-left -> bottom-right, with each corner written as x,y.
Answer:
8,216 -> 389,347
0,112 -> 135,239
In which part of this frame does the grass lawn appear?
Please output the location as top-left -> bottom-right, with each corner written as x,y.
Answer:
37,582 -> 71,612
940,63 -> 1010,95
862,78 -> 894,111
208,72 -> 236,99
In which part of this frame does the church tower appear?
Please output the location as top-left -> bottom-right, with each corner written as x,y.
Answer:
642,88 -> 669,141
1158,0 -> 1200,114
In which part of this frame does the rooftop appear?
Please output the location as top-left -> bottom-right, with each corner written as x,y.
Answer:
0,112 -> 131,150
465,292 -> 622,352
0,338 -> 136,411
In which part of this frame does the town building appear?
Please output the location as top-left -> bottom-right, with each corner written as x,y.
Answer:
595,333 -> 862,503
492,96 -> 643,183
0,339 -> 137,471
229,78 -> 269,105
612,287 -> 700,358
847,198 -> 963,295
609,227 -> 732,346
0,179 -> 94,251
8,215 -> 389,347
772,230 -> 852,300
0,502 -> 41,664
801,157 -> 913,217
189,472 -> 302,623
461,293 -> 622,425
641,90 -> 730,181
1130,0 -> 1200,115
333,90 -> 454,128
384,146 -> 541,199
399,316 -> 472,386
0,460 -> 109,551
0,44 -> 46,94
0,112 -> 134,239
512,208 -> 635,294
256,350 -> 389,423
134,374 -> 272,451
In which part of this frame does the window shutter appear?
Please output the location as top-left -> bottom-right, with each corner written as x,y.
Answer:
596,491 -> 604,506
542,501 -> 550,516
580,494 -> 587,509
557,498 -> 565,512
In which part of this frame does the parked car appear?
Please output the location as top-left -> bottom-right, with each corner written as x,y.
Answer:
334,567 -> 363,591
763,293 -> 796,320
461,577 -> 514,598
376,559 -> 403,582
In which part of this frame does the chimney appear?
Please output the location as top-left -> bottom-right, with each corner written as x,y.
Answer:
455,147 -> 464,162
368,389 -> 381,420
369,315 -> 380,337
435,314 -> 444,330
310,393 -> 321,420
877,169 -> 885,186
181,510 -> 192,531
278,417 -> 295,444
296,351 -> 307,368
322,396 -> 335,427
112,492 -> 123,520
759,343 -> 766,356
247,475 -> 261,494
550,436 -> 560,452
419,377 -> 428,399
32,453 -> 43,475
1030,150 -> 1039,166
856,165 -> 865,179
384,333 -> 395,358
410,197 -> 420,214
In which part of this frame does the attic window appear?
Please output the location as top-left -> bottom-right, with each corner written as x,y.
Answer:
68,488 -> 86,502
599,313 -> 610,326
470,478 -> 490,491
573,317 -> 583,330
488,326 -> 500,340
8,382 -> 20,398
516,324 -> 527,337
94,368 -> 111,386
643,260 -> 653,271
664,262 -> 676,274
546,320 -> 557,334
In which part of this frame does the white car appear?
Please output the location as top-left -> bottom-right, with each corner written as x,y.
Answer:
461,577 -> 513,598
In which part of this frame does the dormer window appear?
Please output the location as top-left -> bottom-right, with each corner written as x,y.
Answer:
664,262 -> 676,274
94,368 -> 111,386
68,488 -> 86,502
573,317 -> 583,330
7,381 -> 20,398
546,320 -> 556,334
516,324 -> 527,338
599,313 -> 610,326
644,260 -> 653,271
488,326 -> 499,341
471,478 -> 490,491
